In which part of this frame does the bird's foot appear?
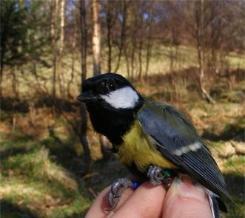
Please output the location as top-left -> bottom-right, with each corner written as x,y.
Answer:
147,165 -> 175,187
107,178 -> 140,210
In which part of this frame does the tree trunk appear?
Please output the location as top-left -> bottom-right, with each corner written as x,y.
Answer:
52,48 -> 57,99
125,47 -> 130,77
129,7 -> 139,79
130,39 -> 136,78
12,67 -> 18,98
79,0 -> 91,174
138,39 -> 143,79
92,0 -> 101,76
145,16 -> 153,78
59,0 -> 65,54
67,48 -> 75,97
106,3 -> 113,72
0,40 -> 5,97
0,0 -> 11,97
51,0 -> 58,99
91,0 -> 110,158
114,0 -> 127,73
195,0 -> 215,104
80,0 -> 87,84
169,45 -> 174,72
57,0 -> 66,98
0,62 -> 3,97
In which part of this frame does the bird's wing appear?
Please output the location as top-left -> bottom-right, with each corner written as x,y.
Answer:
137,100 -> 230,201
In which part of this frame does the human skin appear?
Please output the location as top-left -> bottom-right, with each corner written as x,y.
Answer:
86,177 -> 212,218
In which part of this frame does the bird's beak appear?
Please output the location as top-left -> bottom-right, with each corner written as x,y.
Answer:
77,91 -> 97,103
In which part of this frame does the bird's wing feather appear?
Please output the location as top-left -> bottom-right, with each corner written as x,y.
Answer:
137,100 -> 230,202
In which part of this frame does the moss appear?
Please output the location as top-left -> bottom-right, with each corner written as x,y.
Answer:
224,156 -> 245,176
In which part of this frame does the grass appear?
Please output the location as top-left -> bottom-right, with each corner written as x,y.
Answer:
224,156 -> 245,176
0,177 -> 90,218
0,131 -> 92,218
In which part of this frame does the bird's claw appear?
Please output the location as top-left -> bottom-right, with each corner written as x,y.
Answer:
107,178 -> 133,210
147,165 -> 164,185
147,165 -> 174,187
106,167 -> 174,210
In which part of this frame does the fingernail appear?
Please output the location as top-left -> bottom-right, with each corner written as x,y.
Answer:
107,211 -> 115,218
168,177 -> 181,195
178,179 -> 206,200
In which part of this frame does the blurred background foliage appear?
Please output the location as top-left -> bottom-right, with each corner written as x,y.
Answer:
0,0 -> 244,217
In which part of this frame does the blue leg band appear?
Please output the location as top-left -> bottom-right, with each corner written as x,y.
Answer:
131,180 -> 141,190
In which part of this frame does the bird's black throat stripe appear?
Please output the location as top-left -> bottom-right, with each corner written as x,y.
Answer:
86,102 -> 139,147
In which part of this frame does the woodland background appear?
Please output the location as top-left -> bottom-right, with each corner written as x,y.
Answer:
0,0 -> 244,217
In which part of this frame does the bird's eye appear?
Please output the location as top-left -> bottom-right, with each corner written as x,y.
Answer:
108,82 -> 115,90
96,80 -> 115,94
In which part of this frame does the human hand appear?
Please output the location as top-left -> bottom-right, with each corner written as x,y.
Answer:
86,177 -> 212,218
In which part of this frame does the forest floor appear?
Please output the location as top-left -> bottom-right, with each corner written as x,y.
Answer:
0,69 -> 244,218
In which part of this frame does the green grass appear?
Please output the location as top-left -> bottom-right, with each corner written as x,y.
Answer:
224,156 -> 245,176
0,176 -> 90,218
0,134 -> 92,218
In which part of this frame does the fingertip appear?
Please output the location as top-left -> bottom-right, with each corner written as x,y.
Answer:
162,178 -> 212,218
114,182 -> 166,218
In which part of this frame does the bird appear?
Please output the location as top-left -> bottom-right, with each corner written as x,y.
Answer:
78,72 -> 230,218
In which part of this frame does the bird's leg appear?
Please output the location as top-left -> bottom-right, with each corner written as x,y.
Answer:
147,165 -> 174,187
107,178 -> 140,210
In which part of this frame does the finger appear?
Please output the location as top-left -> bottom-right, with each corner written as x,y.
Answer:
162,178 -> 212,218
114,182 -> 166,218
113,188 -> 134,210
85,186 -> 134,218
85,187 -> 109,218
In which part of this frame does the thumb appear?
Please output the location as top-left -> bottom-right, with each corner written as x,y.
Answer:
162,177 -> 212,218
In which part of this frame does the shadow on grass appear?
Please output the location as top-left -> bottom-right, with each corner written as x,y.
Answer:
0,144 -> 34,160
224,173 -> 245,218
0,97 -> 29,113
0,95 -> 79,114
0,146 -> 32,160
0,133 -> 38,161
202,117 -> 245,142
224,173 -> 245,198
1,200 -> 38,218
41,135 -> 86,177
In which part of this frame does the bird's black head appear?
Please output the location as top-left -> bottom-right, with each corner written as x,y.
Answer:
78,73 -> 144,145
78,73 -> 143,111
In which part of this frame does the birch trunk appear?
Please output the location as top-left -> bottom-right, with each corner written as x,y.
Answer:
92,0 -> 101,76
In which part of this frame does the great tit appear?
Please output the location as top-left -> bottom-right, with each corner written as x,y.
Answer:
78,73 -> 230,217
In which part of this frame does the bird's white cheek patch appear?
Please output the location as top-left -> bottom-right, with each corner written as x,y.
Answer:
100,87 -> 139,109
173,141 -> 202,156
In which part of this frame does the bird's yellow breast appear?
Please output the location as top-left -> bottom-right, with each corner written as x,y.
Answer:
118,121 -> 176,172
